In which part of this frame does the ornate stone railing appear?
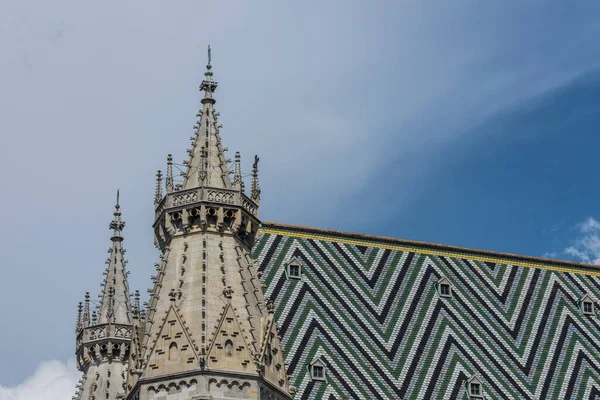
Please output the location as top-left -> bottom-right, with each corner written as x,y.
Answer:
154,187 -> 259,221
76,323 -> 132,351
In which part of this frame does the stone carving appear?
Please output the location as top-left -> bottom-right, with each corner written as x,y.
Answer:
208,378 -> 251,394
115,327 -> 132,339
173,191 -> 199,206
90,327 -> 106,340
207,189 -> 235,204
242,198 -> 257,216
146,379 -> 198,394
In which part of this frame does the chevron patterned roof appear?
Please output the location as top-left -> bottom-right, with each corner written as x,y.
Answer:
255,222 -> 600,400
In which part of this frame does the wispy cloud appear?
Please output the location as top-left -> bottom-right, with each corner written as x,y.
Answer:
565,217 -> 600,264
0,360 -> 79,400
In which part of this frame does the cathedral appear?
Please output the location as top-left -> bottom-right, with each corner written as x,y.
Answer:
72,50 -> 600,400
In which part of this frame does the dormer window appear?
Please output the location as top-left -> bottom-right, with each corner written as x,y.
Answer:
580,295 -> 595,315
466,375 -> 483,398
286,258 -> 302,279
470,382 -> 481,397
437,277 -> 453,299
312,365 -> 324,379
440,283 -> 451,297
309,358 -> 326,381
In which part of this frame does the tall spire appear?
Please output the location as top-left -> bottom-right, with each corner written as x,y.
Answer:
182,46 -> 232,190
138,48 -> 290,399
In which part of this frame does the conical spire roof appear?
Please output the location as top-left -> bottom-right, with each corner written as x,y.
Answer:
182,46 -> 232,190
97,191 -> 132,325
128,47 -> 290,399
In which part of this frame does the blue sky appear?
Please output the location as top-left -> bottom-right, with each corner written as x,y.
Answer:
364,69 -> 600,258
1,1 -> 600,398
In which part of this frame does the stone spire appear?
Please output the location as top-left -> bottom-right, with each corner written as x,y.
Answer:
97,191 -> 132,325
233,151 -> 244,192
83,292 -> 90,328
165,154 -> 174,193
74,193 -> 134,400
130,48 -> 291,400
182,46 -> 232,190
154,170 -> 163,204
251,155 -> 261,203
76,302 -> 83,333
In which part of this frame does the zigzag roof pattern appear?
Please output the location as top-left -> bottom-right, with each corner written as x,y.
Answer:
254,222 -> 600,399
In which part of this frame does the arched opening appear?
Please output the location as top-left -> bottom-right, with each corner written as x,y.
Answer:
224,340 -> 233,357
168,342 -> 178,361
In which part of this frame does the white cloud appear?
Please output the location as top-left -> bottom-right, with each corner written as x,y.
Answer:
0,360 -> 80,400
565,217 -> 600,264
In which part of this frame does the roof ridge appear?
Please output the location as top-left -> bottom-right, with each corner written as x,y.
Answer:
261,221 -> 600,272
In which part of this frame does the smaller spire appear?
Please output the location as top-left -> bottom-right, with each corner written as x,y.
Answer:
83,292 -> 91,328
76,302 -> 83,333
233,151 -> 244,192
251,155 -> 261,202
132,290 -> 140,319
154,170 -> 163,204
91,310 -> 97,325
165,155 -> 174,193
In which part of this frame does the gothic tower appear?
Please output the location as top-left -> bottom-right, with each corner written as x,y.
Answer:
126,48 -> 292,400
74,194 -> 134,400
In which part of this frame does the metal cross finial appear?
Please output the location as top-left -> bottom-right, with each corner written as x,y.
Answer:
207,45 -> 212,70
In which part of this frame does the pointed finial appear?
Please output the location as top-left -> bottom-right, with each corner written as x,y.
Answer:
133,290 -> 140,318
200,46 -> 218,98
110,194 -> 125,237
83,292 -> 91,327
251,155 -> 261,202
76,302 -> 83,332
233,151 -> 244,192
166,155 -> 174,193
207,45 -> 212,71
154,170 -> 163,204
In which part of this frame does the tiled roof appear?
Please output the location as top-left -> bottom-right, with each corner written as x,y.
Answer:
255,222 -> 600,399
